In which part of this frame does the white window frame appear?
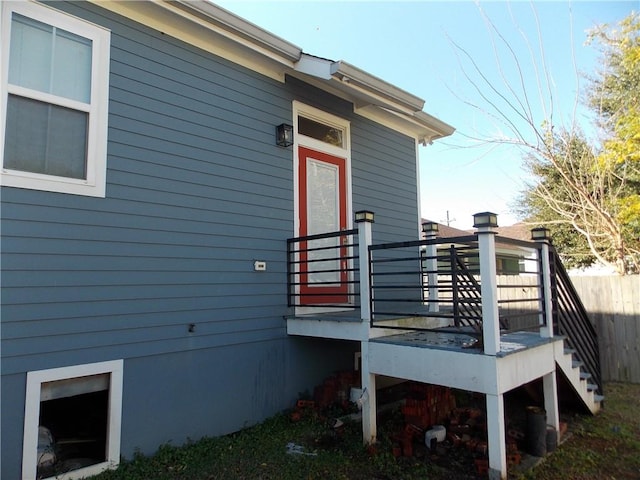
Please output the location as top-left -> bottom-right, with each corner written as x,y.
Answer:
0,1 -> 110,197
22,360 -> 124,480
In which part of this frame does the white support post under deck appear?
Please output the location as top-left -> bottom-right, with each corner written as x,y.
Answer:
543,371 -> 560,443
486,393 -> 507,480
360,342 -> 377,443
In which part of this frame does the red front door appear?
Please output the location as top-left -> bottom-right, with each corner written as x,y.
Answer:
298,146 -> 348,304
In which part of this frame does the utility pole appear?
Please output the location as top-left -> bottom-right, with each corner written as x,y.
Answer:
441,210 -> 456,226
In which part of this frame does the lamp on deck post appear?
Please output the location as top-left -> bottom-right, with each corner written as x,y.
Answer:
473,211 -> 498,229
275,123 -> 293,147
421,221 -> 439,236
355,210 -> 375,223
531,227 -> 551,242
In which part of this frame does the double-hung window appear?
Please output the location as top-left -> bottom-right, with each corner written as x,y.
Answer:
1,1 -> 110,197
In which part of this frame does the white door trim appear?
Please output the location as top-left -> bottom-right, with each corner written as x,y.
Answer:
292,101 -> 353,314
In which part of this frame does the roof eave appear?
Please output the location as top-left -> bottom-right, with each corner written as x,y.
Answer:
294,54 -> 454,142
89,1 -> 455,142
171,0 -> 302,63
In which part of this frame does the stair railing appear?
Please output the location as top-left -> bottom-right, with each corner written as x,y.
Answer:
549,246 -> 603,395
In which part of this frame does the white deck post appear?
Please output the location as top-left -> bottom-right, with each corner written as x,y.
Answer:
532,228 -> 554,338
486,393 -> 507,480
474,212 -> 500,356
422,221 -> 439,312
355,210 -> 376,444
360,342 -> 377,444
532,228 -> 560,444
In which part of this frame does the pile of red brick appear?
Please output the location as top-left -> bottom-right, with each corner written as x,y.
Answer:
290,370 -> 361,421
313,370 -> 360,409
401,383 -> 456,429
392,383 -> 525,476
290,376 -> 531,477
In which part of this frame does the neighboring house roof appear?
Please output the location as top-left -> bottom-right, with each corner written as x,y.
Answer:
421,220 -> 534,242
421,220 -> 535,260
91,0 -> 455,145
422,221 -> 471,239
495,223 -> 534,242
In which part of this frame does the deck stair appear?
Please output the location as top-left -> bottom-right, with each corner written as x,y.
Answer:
554,339 -> 603,413
549,246 -> 604,413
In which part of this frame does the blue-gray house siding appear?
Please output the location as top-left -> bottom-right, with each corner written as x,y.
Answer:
1,2 -> 422,478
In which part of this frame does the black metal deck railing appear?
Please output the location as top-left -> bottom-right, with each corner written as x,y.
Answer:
287,230 -> 582,344
286,227 -> 601,396
550,245 -> 603,395
494,236 -> 547,332
368,235 -> 546,334
287,229 -> 359,307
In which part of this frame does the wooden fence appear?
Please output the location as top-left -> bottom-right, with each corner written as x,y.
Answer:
570,275 -> 640,384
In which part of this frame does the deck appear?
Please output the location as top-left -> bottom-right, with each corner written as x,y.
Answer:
286,311 -> 561,395
286,218 -> 601,479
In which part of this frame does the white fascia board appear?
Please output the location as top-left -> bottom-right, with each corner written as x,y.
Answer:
369,342 -> 498,394
356,104 -> 455,145
496,342 -> 556,393
89,0 -> 302,82
414,111 -> 456,140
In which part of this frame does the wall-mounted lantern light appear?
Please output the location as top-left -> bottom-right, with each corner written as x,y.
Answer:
276,123 -> 294,147
421,221 -> 439,235
472,211 -> 498,229
531,227 -> 550,241
355,210 -> 375,223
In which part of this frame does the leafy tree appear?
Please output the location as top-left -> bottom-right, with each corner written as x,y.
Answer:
450,9 -> 639,273
515,12 -> 639,274
518,126 -> 629,271
587,13 -> 640,272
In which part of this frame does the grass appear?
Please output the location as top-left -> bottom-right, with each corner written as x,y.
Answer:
516,382 -> 640,480
92,382 -> 640,480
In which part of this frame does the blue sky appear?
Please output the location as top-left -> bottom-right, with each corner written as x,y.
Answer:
217,1 -> 637,228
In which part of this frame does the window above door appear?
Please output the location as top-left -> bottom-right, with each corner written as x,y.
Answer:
298,115 -> 344,148
293,101 -> 349,154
